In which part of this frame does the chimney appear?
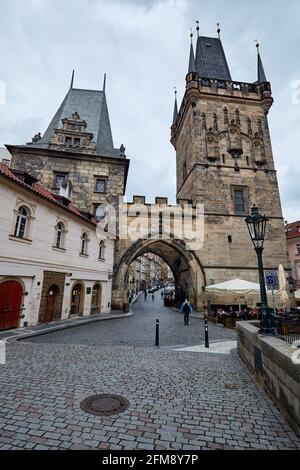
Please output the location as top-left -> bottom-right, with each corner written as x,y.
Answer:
59,180 -> 73,202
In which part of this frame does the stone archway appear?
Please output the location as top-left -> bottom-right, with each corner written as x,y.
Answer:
112,238 -> 206,311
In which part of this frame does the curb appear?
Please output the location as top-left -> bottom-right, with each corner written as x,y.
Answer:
2,312 -> 134,343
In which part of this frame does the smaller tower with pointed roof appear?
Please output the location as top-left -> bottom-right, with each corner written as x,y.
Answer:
8,75 -> 130,213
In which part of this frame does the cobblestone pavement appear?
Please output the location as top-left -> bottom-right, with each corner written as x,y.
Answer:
0,295 -> 299,450
24,294 -> 235,348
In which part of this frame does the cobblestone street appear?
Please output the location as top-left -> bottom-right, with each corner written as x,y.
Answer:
0,295 -> 299,450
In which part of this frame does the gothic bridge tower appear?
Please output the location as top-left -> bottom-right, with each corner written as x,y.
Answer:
171,26 -> 291,298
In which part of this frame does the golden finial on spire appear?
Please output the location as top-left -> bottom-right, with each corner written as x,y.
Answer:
255,39 -> 260,53
196,20 -> 200,37
217,22 -> 221,39
174,86 -> 177,98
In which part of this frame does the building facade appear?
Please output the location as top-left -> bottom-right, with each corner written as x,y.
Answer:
2,28 -> 294,314
0,162 -> 113,331
286,221 -> 300,289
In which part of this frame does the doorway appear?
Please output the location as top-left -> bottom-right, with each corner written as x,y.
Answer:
44,285 -> 60,323
70,283 -> 84,316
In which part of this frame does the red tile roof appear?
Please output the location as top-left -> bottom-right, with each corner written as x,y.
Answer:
0,162 -> 96,226
286,221 -> 300,241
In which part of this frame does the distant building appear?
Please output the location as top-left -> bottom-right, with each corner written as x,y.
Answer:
127,253 -> 173,297
286,221 -> 300,289
0,162 -> 114,331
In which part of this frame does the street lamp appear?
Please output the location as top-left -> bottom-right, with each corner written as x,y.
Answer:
245,206 -> 275,335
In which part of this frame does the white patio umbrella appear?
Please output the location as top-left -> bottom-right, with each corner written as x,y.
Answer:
295,290 -> 300,302
278,264 -> 289,309
206,279 -> 262,310
205,278 -> 280,310
206,279 -> 261,295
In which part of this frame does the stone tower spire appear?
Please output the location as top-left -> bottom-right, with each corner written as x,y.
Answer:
195,24 -> 231,80
256,42 -> 267,83
172,89 -> 178,125
70,70 -> 75,89
188,31 -> 196,73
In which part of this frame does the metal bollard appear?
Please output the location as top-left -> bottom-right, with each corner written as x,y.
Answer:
155,319 -> 160,347
205,320 -> 209,349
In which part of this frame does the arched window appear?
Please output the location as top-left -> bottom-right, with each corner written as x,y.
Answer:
55,222 -> 64,249
14,206 -> 29,239
99,241 -> 105,260
80,232 -> 88,255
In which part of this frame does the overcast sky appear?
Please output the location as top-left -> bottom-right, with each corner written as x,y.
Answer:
0,0 -> 299,222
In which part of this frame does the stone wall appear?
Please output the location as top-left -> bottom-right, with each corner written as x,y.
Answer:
10,148 -> 128,213
237,322 -> 300,437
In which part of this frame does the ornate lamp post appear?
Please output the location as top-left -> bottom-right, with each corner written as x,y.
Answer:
245,206 -> 275,335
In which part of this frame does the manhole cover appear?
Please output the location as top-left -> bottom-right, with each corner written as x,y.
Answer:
80,394 -> 130,417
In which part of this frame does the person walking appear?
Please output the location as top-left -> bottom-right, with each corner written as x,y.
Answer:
144,290 -> 147,301
152,293 -> 155,302
180,299 -> 193,326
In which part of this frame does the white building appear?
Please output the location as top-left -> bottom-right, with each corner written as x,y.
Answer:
0,162 -> 114,331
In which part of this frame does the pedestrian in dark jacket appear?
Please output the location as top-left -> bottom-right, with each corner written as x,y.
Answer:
180,299 -> 193,326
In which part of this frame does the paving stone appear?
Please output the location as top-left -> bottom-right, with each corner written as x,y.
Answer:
0,298 -> 299,451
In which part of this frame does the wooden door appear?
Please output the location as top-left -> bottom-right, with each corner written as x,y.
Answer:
44,286 -> 59,323
0,281 -> 23,331
70,285 -> 81,316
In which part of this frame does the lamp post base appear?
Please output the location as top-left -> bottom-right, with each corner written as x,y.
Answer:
259,327 -> 278,336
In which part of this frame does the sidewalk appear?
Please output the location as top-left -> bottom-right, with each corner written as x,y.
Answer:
0,310 -> 133,343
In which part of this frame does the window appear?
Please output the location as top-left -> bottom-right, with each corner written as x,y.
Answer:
74,138 -> 81,147
2,159 -> 10,166
296,244 -> 300,255
55,173 -> 67,189
14,206 -> 28,239
55,222 -> 65,249
80,232 -> 88,255
233,190 -> 246,214
228,235 -> 232,243
65,137 -> 72,146
99,241 -> 105,260
95,178 -> 107,194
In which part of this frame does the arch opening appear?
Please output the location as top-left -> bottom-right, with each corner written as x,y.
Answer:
112,239 -> 206,312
